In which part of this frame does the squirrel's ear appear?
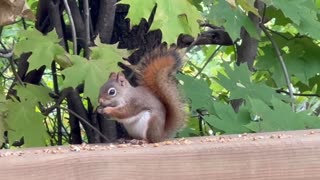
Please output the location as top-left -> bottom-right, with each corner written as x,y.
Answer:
109,72 -> 117,80
116,72 -> 127,86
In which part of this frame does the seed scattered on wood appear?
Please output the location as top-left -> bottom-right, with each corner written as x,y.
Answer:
70,145 -> 81,152
131,145 -> 141,148
163,141 -> 174,145
117,144 -> 128,148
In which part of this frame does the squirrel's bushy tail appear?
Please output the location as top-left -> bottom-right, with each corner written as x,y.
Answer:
134,47 -> 187,137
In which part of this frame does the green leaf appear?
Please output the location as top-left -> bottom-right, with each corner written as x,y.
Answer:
246,97 -> 320,132
62,44 -> 126,107
256,37 -> 320,87
265,7 -> 291,26
6,101 -> 47,147
207,0 -> 258,41
119,0 -> 201,44
15,29 -> 65,72
267,0 -> 320,39
188,0 -> 203,11
216,63 -> 288,105
204,101 -> 251,134
236,0 -> 260,17
177,74 -> 213,111
91,42 -> 129,61
15,83 -> 53,105
178,117 -> 201,137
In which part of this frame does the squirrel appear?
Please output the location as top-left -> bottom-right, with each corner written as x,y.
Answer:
97,47 -> 186,143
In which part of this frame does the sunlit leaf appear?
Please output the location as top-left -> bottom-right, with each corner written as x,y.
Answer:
62,44 -> 127,107
119,0 -> 201,44
6,101 -> 47,147
15,29 -> 65,72
206,0 -> 258,41
205,101 -> 251,134
246,97 -> 320,132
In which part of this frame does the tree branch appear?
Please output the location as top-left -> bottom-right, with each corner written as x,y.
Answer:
51,62 -> 63,145
0,49 -> 13,58
0,41 -> 23,86
59,106 -> 110,142
63,0 -> 77,54
83,0 -> 90,58
178,29 -> 233,48
260,25 -> 295,110
96,0 -> 117,44
276,89 -> 320,98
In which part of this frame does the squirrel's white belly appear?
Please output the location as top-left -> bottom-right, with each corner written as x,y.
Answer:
122,111 -> 151,140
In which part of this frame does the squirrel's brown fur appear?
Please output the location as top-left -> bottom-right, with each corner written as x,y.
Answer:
134,47 -> 186,137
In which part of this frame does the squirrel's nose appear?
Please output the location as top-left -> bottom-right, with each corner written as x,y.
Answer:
98,98 -> 104,104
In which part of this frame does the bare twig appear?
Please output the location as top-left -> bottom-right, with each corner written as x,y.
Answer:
0,41 -> 23,85
0,41 -> 5,49
21,18 -> 27,30
0,50 -> 13,58
63,0 -> 77,54
260,4 -> 294,110
276,89 -> 320,98
260,25 -> 294,110
194,45 -> 222,78
51,62 -> 63,145
265,27 -> 306,41
0,41 -> 13,58
59,106 -> 110,142
0,64 -> 10,75
43,102 -> 111,142
8,56 -> 24,86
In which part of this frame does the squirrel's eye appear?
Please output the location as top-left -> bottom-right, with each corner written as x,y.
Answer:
107,87 -> 117,96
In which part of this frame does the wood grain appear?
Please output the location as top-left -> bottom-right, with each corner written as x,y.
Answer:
1,129 -> 320,180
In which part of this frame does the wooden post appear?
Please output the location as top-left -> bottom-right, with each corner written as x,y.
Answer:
1,129 -> 320,180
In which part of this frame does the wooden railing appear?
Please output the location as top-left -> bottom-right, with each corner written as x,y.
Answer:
1,129 -> 320,180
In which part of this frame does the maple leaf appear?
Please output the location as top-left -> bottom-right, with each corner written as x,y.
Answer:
246,97 -> 320,132
15,29 -> 65,72
206,0 -> 258,41
6,101 -> 47,147
205,102 -> 251,134
62,44 -> 127,107
177,74 -> 213,111
267,0 -> 320,39
216,63 -> 289,105
15,83 -> 53,105
119,0 -> 201,44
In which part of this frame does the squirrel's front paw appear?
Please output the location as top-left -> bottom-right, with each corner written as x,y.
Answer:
104,107 -> 114,114
97,106 -> 104,114
97,106 -> 114,116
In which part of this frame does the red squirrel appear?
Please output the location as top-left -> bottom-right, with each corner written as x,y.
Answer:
97,47 -> 186,143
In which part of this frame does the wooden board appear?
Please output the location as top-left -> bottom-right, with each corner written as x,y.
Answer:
1,129 -> 320,180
